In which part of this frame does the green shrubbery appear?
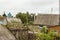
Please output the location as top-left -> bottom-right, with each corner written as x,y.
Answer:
36,26 -> 60,40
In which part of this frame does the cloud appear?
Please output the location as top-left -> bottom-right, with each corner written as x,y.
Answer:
0,0 -> 59,16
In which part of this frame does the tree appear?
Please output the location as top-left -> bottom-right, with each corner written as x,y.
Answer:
36,30 -> 59,40
49,30 -> 59,40
36,31 -> 52,40
16,12 -> 27,24
16,12 -> 34,25
3,12 -> 7,17
36,26 -> 53,40
41,26 -> 48,33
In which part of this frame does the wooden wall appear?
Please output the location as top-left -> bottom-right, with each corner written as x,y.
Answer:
48,25 -> 60,34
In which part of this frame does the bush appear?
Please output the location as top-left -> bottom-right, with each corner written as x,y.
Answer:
36,31 -> 53,40
36,26 -> 59,40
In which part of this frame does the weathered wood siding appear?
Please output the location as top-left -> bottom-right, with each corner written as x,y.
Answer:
34,14 -> 60,26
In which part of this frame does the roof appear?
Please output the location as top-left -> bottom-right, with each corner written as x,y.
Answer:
8,12 -> 12,17
33,14 -> 60,26
0,25 -> 16,40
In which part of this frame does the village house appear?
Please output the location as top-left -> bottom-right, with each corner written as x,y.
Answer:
33,14 -> 60,34
1,12 -> 22,29
0,15 -> 7,25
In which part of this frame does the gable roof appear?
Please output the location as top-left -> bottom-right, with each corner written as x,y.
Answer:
33,14 -> 60,26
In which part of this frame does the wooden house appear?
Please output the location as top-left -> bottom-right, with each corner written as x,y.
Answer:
33,14 -> 60,34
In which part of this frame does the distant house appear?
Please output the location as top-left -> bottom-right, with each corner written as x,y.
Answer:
33,14 -> 60,34
0,12 -> 22,26
0,15 -> 7,25
0,12 -> 13,25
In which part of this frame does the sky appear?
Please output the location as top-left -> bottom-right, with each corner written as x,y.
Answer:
0,0 -> 59,16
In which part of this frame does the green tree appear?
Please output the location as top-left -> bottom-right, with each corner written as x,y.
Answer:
16,12 -> 34,25
36,30 -> 59,40
36,26 -> 56,40
16,12 -> 27,24
36,31 -> 52,40
41,26 -> 48,33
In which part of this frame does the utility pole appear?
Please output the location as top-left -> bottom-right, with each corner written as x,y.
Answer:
51,8 -> 53,14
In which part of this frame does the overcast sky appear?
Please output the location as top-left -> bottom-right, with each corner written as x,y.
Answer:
0,0 -> 59,16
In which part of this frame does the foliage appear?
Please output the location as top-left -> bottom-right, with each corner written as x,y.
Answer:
3,13 -> 7,17
49,30 -> 58,39
41,26 -> 48,33
49,30 -> 56,37
16,12 -> 34,25
36,31 -> 53,40
36,26 -> 60,40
